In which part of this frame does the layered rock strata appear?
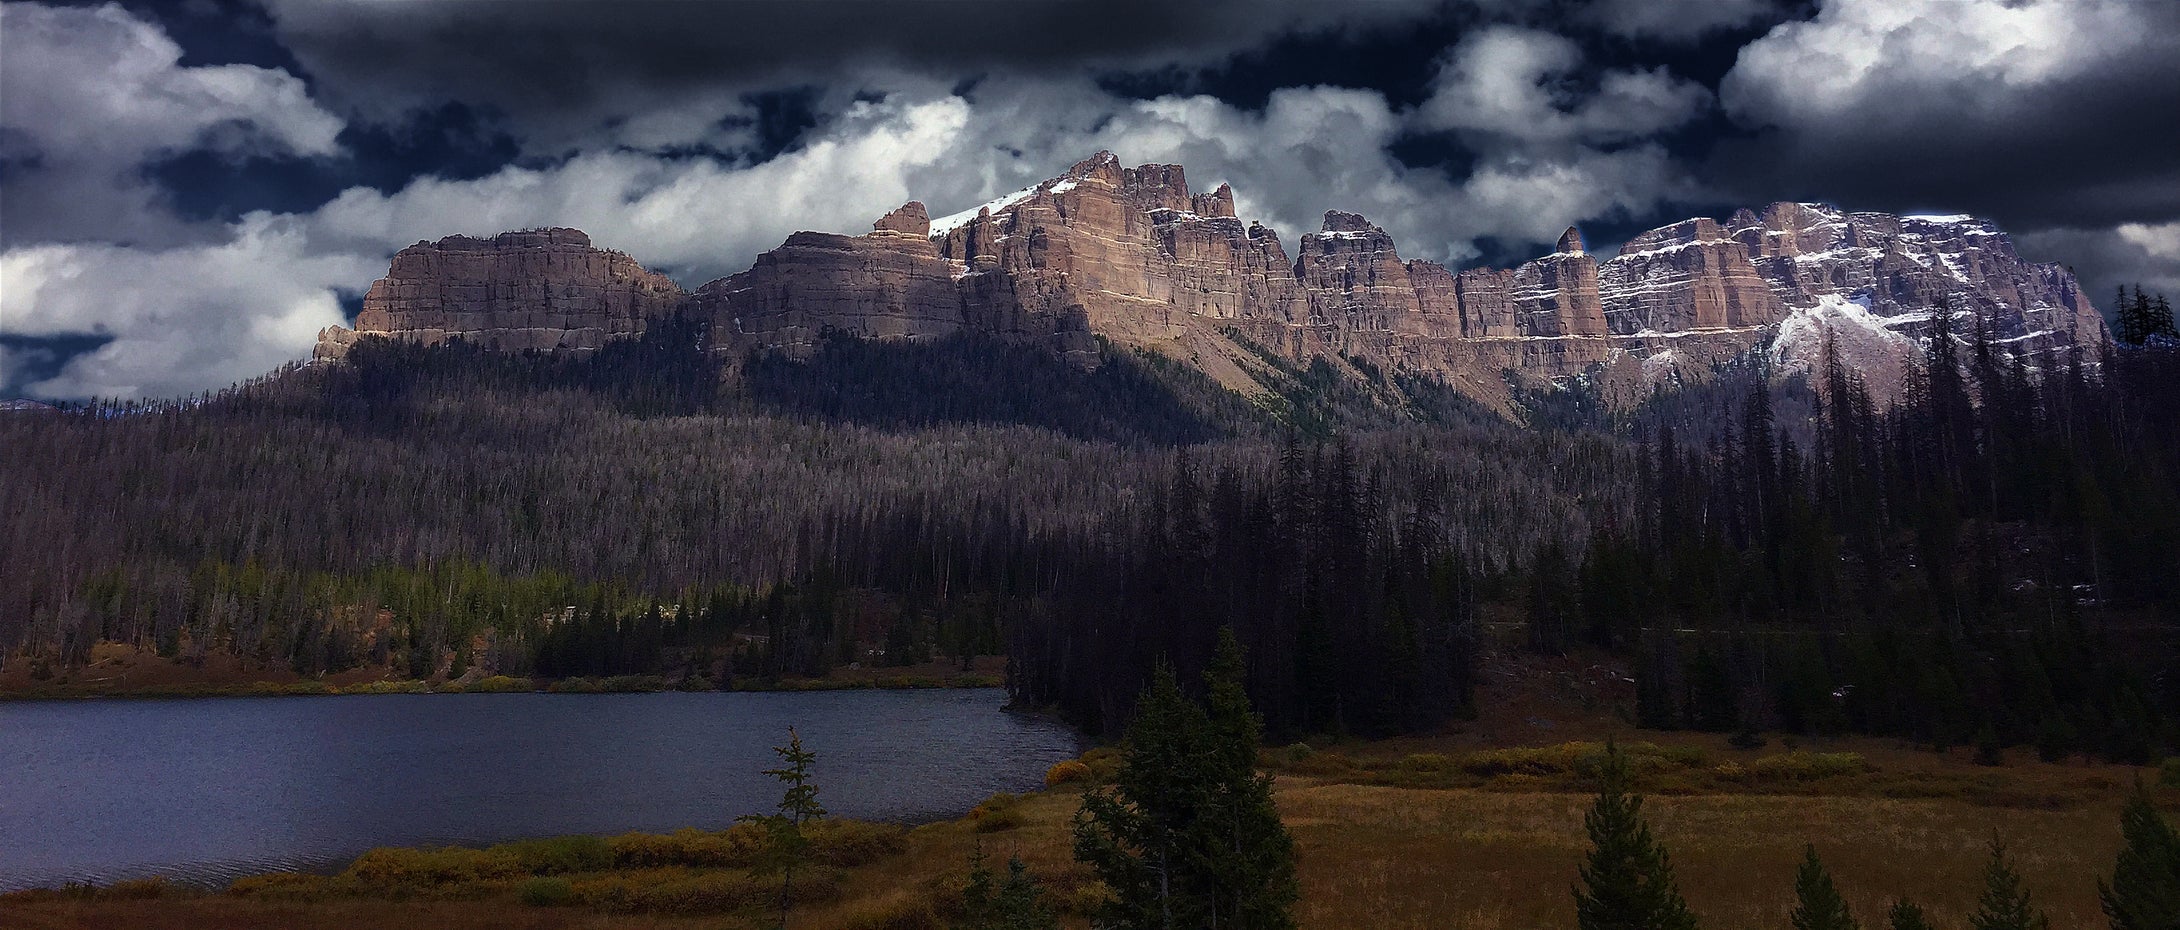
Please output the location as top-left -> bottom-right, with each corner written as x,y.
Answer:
314,228 -> 686,360
316,154 -> 2107,413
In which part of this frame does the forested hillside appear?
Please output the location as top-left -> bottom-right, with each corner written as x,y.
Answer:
3,309 -> 2176,755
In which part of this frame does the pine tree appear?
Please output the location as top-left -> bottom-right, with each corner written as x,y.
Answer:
1970,837 -> 2051,930
1790,845 -> 1860,930
1074,663 -> 1214,930
2099,785 -> 2180,930
960,843 -> 997,927
1073,635 -> 1296,930
1199,627 -> 1299,930
959,846 -> 1059,930
1887,901 -> 1935,930
741,727 -> 825,930
1573,739 -> 1701,930
991,856 -> 1060,930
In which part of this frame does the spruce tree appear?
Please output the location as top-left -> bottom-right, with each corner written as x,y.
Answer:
960,846 -> 1059,930
2099,785 -> 2180,930
1198,627 -> 1299,930
1573,739 -> 1701,930
991,856 -> 1060,930
741,727 -> 825,930
1790,845 -> 1859,930
1074,663 -> 1213,930
1970,837 -> 2051,930
1073,634 -> 1297,930
1886,901 -> 1934,930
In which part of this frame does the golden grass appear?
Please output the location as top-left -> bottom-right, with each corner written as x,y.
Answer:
4,736 -> 2165,930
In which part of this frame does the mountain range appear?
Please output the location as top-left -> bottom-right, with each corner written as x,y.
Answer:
313,152 -> 2107,414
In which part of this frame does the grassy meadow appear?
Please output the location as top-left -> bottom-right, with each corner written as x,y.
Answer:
4,730 -> 2165,930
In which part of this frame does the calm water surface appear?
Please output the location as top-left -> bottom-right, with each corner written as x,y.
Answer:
0,688 -> 1081,890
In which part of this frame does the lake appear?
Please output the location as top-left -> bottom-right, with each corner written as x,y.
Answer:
0,688 -> 1081,891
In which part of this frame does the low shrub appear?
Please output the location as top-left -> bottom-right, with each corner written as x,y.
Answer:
1747,751 -> 1870,781
1461,743 -> 1588,777
227,872 -> 349,902
466,675 -> 532,693
973,807 -> 1025,832
609,825 -> 768,869
1399,753 -> 1455,774
1287,751 -> 1361,777
340,679 -> 428,695
1045,759 -> 1093,787
2160,757 -> 2180,787
518,876 -> 575,906
1080,747 -> 1125,781
808,820 -> 908,866
343,845 -> 521,890
600,675 -> 667,693
495,834 -> 613,874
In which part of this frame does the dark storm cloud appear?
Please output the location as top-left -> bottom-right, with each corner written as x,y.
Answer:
1713,0 -> 2180,231
10,0 -> 2180,402
256,0 -> 1447,149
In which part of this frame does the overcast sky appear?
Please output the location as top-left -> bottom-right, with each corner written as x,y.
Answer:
4,0 -> 2178,400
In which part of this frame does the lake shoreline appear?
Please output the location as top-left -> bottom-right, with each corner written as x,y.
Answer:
0,647 -> 1010,702
0,673 -> 1006,703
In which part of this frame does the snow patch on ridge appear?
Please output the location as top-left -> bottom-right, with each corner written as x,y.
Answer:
1771,292 -> 1917,380
930,186 -> 1039,236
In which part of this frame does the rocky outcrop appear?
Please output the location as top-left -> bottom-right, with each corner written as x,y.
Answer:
314,156 -> 2108,416
684,204 -> 978,354
1743,204 -> 2104,396
1598,218 -> 1782,334
314,228 -> 685,359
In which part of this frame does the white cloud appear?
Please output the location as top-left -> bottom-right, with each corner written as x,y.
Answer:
254,0 -> 1448,154
0,1 -> 344,246
6,73 -> 1714,400
1721,0 -> 2148,133
2119,222 -> 2180,265
0,6 -> 1714,401
298,95 -> 977,284
0,218 -> 378,399
1415,26 -> 1712,145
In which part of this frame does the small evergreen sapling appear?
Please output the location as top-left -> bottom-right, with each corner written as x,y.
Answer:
1970,837 -> 2050,930
741,727 -> 825,930
1790,845 -> 1859,930
1573,739 -> 1701,930
958,845 -> 1058,930
1886,901 -> 1935,930
2099,784 -> 2180,930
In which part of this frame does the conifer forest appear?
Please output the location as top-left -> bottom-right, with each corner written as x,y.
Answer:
4,298 -> 2177,759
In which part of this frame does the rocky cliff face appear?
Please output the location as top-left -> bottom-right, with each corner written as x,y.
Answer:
314,228 -> 686,360
315,155 -> 2107,415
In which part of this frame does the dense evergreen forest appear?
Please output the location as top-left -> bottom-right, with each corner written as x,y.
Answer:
2,296 -> 2176,755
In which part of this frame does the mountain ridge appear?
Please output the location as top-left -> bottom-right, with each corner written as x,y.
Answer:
314,152 -> 2106,414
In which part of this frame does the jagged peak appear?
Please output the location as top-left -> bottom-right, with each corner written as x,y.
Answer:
1320,210 -> 1378,233
1066,150 -> 1122,180
873,201 -> 930,237
1557,226 -> 1584,255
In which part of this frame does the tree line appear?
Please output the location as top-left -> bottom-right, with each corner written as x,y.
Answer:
3,297 -> 2175,760
1544,305 -> 2180,761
